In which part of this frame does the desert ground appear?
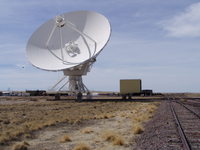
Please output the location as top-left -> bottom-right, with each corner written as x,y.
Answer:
0,96 -> 161,150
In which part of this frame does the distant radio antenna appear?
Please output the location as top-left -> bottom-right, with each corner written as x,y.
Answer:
26,11 -> 111,93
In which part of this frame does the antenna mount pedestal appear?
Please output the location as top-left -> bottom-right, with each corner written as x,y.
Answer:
49,62 -> 92,93
68,76 -> 88,93
49,75 -> 89,93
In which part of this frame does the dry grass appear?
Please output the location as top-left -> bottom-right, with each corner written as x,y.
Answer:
130,104 -> 159,135
95,113 -> 115,119
113,137 -> 125,145
59,134 -> 71,143
12,141 -> 29,150
0,96 -> 160,144
102,131 -> 125,146
133,114 -> 148,122
148,105 -> 157,113
73,143 -> 90,150
132,123 -> 144,134
132,104 -> 158,123
81,127 -> 94,134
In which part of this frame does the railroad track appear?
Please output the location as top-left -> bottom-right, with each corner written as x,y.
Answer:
169,99 -> 200,150
180,100 -> 200,115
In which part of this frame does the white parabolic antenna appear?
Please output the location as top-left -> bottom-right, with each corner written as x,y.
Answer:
26,10 -> 111,93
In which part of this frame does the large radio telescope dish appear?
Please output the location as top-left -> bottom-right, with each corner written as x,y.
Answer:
26,11 -> 111,93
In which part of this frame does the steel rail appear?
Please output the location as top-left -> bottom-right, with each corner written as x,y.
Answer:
169,101 -> 192,150
175,101 -> 200,120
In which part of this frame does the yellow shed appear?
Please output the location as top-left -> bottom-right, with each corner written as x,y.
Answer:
120,79 -> 142,94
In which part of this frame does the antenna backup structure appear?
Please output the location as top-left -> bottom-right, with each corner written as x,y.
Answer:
26,11 -> 111,93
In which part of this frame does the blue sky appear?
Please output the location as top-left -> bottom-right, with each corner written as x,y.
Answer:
0,0 -> 200,92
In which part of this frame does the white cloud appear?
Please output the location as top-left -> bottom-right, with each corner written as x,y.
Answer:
161,2 -> 200,37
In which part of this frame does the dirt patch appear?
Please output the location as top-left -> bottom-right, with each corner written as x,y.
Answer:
29,113 -> 133,150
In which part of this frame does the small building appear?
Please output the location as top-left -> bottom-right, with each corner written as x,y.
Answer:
120,79 -> 142,95
26,90 -> 46,96
142,89 -> 153,96
2,91 -> 11,96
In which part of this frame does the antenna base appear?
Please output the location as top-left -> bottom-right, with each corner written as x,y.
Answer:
49,75 -> 89,93
68,76 -> 89,93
